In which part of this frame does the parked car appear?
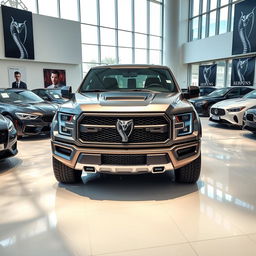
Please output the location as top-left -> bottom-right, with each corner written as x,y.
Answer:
190,86 -> 255,116
199,86 -> 217,96
209,90 -> 256,127
0,114 -> 18,160
32,88 -> 68,104
243,106 -> 256,134
0,89 -> 58,138
51,64 -> 202,184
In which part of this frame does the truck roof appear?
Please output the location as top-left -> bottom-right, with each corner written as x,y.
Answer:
91,64 -> 170,69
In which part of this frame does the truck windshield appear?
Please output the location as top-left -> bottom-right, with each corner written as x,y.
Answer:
79,68 -> 178,93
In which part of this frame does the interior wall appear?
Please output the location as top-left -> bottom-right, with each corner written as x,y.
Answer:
0,7 -> 82,91
183,32 -> 233,64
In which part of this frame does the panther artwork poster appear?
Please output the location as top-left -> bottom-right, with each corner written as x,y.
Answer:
1,5 -> 35,59
231,57 -> 255,86
232,0 -> 256,55
198,64 -> 217,87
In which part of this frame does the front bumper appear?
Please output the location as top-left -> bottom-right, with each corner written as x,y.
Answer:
209,110 -> 244,127
15,119 -> 52,136
51,140 -> 201,174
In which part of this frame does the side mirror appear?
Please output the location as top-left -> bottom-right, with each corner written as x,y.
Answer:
182,86 -> 199,99
188,86 -> 200,99
61,86 -> 73,99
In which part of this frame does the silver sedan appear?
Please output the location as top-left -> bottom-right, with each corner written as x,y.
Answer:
209,89 -> 256,127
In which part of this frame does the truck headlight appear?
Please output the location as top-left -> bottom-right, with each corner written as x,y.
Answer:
15,112 -> 39,120
58,112 -> 76,136
227,106 -> 245,112
174,113 -> 193,136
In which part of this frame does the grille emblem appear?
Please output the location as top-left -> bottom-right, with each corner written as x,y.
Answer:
116,119 -> 134,142
214,109 -> 218,115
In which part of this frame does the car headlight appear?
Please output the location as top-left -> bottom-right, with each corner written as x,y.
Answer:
58,112 -> 76,136
227,106 -> 245,112
174,113 -> 193,136
15,112 -> 40,120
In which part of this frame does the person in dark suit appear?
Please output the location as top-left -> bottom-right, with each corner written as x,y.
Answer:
12,71 -> 27,89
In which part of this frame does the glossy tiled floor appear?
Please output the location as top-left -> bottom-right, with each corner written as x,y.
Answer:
0,117 -> 256,256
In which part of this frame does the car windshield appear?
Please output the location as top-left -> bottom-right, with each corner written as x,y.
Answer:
207,88 -> 230,97
0,90 -> 44,103
243,90 -> 256,99
79,68 -> 178,93
47,89 -> 62,99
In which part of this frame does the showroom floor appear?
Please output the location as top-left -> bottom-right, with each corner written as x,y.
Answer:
0,117 -> 256,256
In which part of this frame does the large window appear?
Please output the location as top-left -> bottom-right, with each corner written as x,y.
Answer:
4,0 -> 163,76
189,0 -> 238,41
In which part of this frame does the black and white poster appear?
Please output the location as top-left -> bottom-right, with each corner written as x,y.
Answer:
1,5 -> 35,59
231,57 -> 255,86
198,64 -> 217,87
232,0 -> 256,55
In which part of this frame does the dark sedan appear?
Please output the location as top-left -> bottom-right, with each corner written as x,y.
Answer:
0,89 -> 58,138
32,88 -> 68,104
0,114 -> 18,160
243,106 -> 256,134
190,86 -> 255,116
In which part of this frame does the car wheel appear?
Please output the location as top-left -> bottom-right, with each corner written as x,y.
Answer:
175,154 -> 201,184
52,157 -> 82,184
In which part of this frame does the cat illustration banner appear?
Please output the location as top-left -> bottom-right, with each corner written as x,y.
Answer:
231,57 -> 255,86
198,64 -> 217,87
232,0 -> 256,55
1,5 -> 35,59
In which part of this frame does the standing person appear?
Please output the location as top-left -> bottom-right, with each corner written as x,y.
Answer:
12,71 -> 27,89
47,70 -> 64,89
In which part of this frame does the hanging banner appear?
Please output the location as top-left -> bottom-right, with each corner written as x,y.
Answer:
232,0 -> 256,55
1,5 -> 35,59
198,64 -> 217,87
231,57 -> 255,86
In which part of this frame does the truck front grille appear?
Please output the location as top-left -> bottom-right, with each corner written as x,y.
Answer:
102,154 -> 146,165
78,114 -> 170,145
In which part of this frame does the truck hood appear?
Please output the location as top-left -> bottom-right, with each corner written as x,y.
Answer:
212,98 -> 256,109
60,91 -> 194,115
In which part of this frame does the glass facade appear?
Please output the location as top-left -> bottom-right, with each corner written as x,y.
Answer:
2,0 -> 163,76
188,0 -> 243,87
189,0 -> 240,41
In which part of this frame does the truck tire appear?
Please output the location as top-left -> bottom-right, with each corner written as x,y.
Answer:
175,154 -> 201,184
52,157 -> 82,184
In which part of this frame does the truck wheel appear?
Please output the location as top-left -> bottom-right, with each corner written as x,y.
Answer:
175,154 -> 201,184
52,157 -> 82,184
